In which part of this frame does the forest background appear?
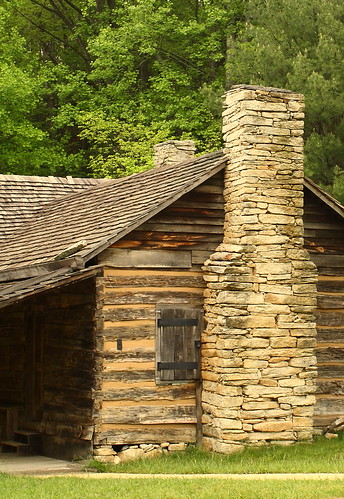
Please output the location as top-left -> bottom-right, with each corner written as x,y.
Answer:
1,0 -> 344,202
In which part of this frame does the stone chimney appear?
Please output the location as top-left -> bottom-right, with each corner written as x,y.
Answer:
154,140 -> 196,168
201,85 -> 318,454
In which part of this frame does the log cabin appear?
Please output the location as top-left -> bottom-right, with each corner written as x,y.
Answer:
0,85 -> 343,460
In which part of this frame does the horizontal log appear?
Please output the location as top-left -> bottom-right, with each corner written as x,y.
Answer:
99,249 -> 192,268
314,396 -> 344,416
102,370 -> 156,382
313,415 -> 342,429
316,347 -> 344,363
101,325 -> 155,340
95,425 -> 196,445
315,310 -> 344,327
105,291 -> 203,305
101,383 -> 195,401
148,215 -> 224,225
139,223 -> 224,234
318,364 -> 344,378
316,329 -> 344,343
318,268 -> 344,276
310,254 -> 344,268
318,280 -> 344,293
101,404 -> 196,425
316,379 -> 344,396
104,275 -> 204,288
317,294 -> 344,309
304,221 -> 344,231
102,308 -> 156,321
102,351 -> 155,361
112,240 -> 217,251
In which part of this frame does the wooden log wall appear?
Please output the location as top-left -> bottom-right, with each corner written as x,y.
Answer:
39,278 -> 96,458
0,278 -> 97,459
304,188 -> 344,430
0,304 -> 25,406
94,173 -> 224,446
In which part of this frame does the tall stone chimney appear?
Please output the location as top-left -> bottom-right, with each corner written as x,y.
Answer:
154,140 -> 196,168
201,85 -> 318,454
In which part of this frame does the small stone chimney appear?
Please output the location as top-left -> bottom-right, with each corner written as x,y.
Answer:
154,140 -> 196,168
201,85 -> 318,454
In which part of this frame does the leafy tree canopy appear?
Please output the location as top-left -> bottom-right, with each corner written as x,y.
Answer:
0,0 -> 243,177
227,0 -> 344,202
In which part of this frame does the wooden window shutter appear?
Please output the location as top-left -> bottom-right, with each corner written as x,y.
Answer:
156,307 -> 203,382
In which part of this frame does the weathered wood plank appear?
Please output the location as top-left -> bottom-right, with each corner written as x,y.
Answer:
317,280 -> 344,293
313,415 -> 341,428
311,255 -> 344,268
102,370 -> 156,382
105,291 -> 203,305
112,240 -> 219,251
101,383 -> 196,401
317,364 -> 344,377
104,275 -> 205,288
102,308 -> 156,321
317,295 -> 344,309
102,351 -> 155,361
102,325 -> 155,339
315,310 -> 344,327
316,347 -> 344,363
99,249 -> 192,268
95,425 -> 196,445
138,223 -> 223,234
101,405 -> 196,424
314,396 -> 344,415
149,215 -> 224,225
316,329 -> 344,343
317,379 -> 344,396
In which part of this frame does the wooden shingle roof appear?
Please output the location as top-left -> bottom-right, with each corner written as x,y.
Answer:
0,174 -> 113,243
0,151 -> 226,279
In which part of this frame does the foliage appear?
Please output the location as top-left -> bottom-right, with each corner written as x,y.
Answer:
0,0 -> 244,178
227,0 -> 344,203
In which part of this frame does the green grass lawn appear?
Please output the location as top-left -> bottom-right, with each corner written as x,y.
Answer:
1,437 -> 344,498
87,434 -> 344,474
1,476 -> 344,499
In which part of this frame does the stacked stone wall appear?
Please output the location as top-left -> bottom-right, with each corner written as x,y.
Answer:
202,85 -> 318,453
154,140 -> 196,168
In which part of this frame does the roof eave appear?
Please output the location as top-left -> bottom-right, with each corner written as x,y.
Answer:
80,157 -> 227,264
304,177 -> 344,219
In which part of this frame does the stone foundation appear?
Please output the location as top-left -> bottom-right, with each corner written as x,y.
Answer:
93,442 -> 187,464
201,85 -> 318,453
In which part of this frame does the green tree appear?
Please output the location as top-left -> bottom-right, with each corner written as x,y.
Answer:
0,0 -> 244,178
227,0 -> 344,203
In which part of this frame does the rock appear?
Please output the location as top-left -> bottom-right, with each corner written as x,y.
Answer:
117,448 -> 145,462
253,421 -> 293,432
326,417 -> 344,434
168,443 -> 186,452
325,433 -> 338,439
145,448 -> 163,459
93,447 -> 115,457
